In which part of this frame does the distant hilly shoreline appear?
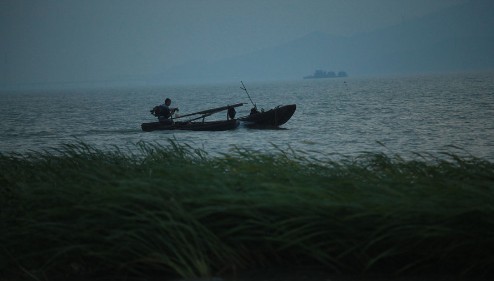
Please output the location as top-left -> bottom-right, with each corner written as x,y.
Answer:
2,0 -> 493,91
157,0 -> 494,85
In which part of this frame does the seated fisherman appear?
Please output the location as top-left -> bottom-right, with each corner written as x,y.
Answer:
150,98 -> 179,124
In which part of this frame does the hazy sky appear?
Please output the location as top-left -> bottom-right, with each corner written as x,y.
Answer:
1,0 -> 468,87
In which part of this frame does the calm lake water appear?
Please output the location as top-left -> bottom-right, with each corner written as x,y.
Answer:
1,72 -> 494,160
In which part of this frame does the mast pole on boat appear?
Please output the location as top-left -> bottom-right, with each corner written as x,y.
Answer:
240,81 -> 257,110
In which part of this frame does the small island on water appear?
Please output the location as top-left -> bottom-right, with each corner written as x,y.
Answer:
304,69 -> 348,79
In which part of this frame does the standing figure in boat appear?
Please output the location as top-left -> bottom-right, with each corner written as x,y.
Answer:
150,98 -> 179,124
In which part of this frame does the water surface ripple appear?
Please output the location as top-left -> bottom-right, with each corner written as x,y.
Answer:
1,73 -> 493,160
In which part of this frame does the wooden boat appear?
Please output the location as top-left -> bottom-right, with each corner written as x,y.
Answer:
238,81 -> 296,127
239,104 -> 296,127
141,119 -> 239,132
141,103 -> 244,132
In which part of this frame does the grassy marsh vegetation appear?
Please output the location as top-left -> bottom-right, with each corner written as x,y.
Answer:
1,141 -> 493,280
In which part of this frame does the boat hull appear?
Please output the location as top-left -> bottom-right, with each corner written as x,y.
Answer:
239,104 -> 296,127
141,119 -> 240,132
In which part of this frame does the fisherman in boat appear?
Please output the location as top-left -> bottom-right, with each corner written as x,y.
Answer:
150,98 -> 179,124
250,106 -> 259,115
227,106 -> 236,120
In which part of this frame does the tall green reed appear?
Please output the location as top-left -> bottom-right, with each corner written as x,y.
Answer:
1,140 -> 493,280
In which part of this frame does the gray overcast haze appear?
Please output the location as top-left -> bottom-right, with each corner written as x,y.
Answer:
2,0 -> 493,89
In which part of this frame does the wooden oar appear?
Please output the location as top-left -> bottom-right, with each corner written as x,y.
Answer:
184,113 -> 213,122
173,103 -> 245,119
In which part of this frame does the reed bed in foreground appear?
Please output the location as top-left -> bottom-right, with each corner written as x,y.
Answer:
1,141 -> 493,281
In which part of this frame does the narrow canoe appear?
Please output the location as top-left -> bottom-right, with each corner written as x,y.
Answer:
141,119 -> 240,132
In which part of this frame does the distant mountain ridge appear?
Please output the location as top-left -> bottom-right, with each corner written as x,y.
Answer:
159,0 -> 494,84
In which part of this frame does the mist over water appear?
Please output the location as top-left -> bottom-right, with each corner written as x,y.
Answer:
1,73 -> 493,160
2,0 -> 492,90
